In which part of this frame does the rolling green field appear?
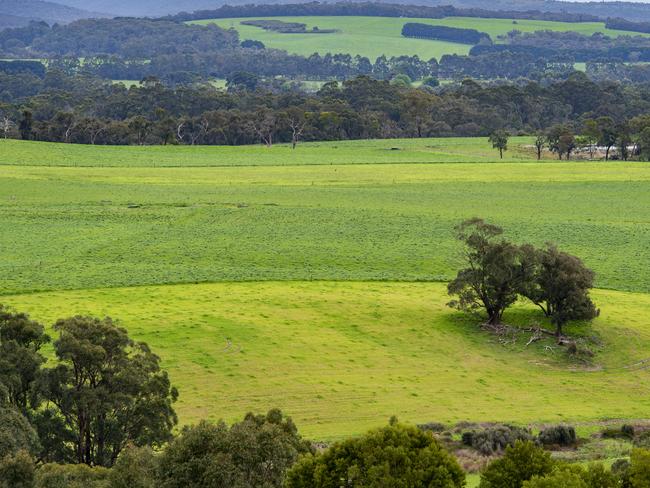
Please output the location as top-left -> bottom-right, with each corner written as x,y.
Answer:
3,282 -> 650,439
1,137 -> 650,439
194,15 -> 646,59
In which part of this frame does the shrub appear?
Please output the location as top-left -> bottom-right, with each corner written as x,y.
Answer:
109,444 -> 156,488
479,440 -> 554,488
523,466 -> 588,488
35,463 -> 109,488
466,425 -> 534,455
0,407 -> 40,459
602,425 -> 635,440
285,421 -> 465,488
0,451 -> 35,488
629,449 -> 650,488
538,425 -> 577,447
419,422 -> 447,433
582,463 -> 619,488
622,425 -> 636,439
158,409 -> 310,488
634,431 -> 650,449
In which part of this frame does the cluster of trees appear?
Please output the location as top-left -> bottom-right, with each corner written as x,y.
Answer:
401,23 -> 491,45
0,308 -> 178,468
3,70 -> 650,146
241,19 -> 336,34
0,19 -> 239,58
448,219 -> 598,338
605,17 -> 650,34
474,30 -> 650,63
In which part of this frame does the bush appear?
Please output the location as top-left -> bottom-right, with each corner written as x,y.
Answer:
629,449 -> 650,488
285,421 -> 465,488
109,444 -> 156,488
465,425 -> 534,455
623,425 -> 636,439
602,425 -> 635,440
538,425 -> 577,447
634,431 -> 650,449
0,451 -> 35,488
0,407 -> 40,459
35,463 -> 109,488
418,422 -> 447,433
158,409 -> 310,488
523,466 -> 588,488
479,440 -> 554,488
582,463 -> 619,488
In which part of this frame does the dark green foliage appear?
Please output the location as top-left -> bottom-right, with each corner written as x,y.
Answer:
0,451 -> 35,488
538,425 -> 577,447
519,244 -> 598,337
285,421 -> 465,488
0,305 -> 49,411
0,407 -> 40,460
479,440 -> 554,488
402,23 -> 491,44
109,444 -> 156,488
36,316 -> 178,467
448,219 -> 527,325
158,409 -> 310,488
463,425 -> 533,455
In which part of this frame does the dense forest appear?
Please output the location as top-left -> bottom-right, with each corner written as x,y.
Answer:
1,70 -> 650,151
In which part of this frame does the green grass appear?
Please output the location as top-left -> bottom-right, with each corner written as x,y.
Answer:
3,282 -> 650,439
0,137 -> 537,167
193,15 -> 647,59
2,137 -> 650,440
1,137 -> 650,295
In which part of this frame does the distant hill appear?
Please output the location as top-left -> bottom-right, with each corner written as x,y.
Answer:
0,0 -> 103,27
54,0 -> 221,17
56,0 -> 650,22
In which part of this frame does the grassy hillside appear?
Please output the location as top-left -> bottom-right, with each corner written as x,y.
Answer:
3,281 -> 650,439
1,138 -> 649,295
194,15 -> 646,59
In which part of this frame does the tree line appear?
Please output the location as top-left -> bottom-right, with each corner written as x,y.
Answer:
3,71 -> 650,148
168,1 -> 604,24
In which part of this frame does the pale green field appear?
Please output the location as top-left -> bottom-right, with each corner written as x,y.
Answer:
3,282 -> 650,439
194,15 -> 646,59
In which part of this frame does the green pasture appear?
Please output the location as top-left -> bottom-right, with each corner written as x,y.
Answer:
193,15 -> 647,59
1,139 -> 649,295
3,282 -> 650,439
0,137 -> 537,167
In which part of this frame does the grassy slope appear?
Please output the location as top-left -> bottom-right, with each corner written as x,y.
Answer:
2,137 -> 650,440
3,282 -> 650,439
1,138 -> 649,295
194,15 -> 645,59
